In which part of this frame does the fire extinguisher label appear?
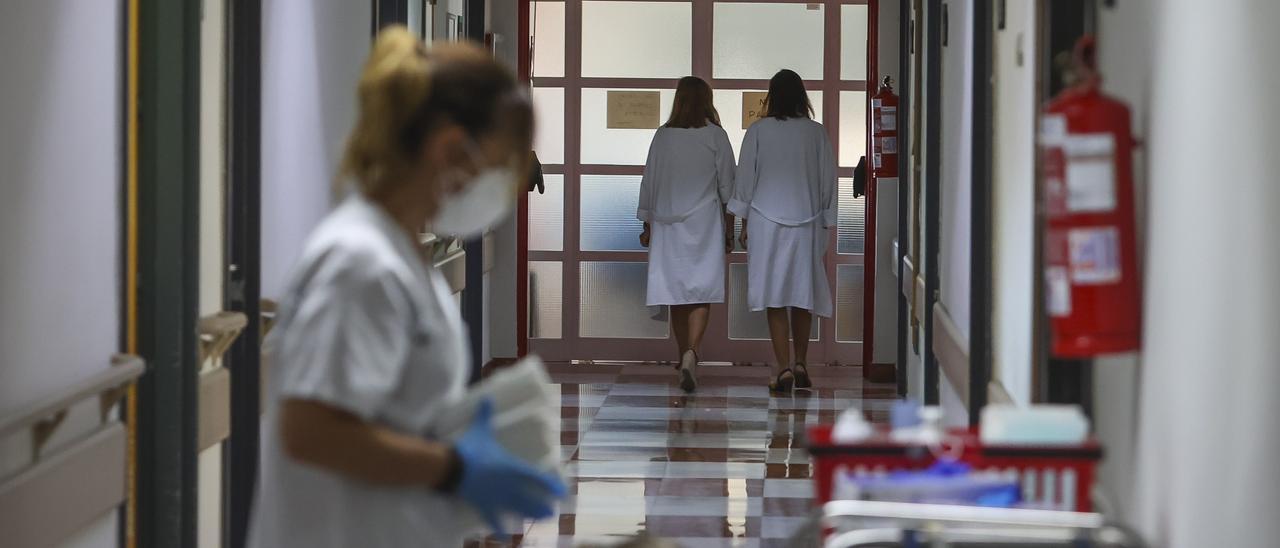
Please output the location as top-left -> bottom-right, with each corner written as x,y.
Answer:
1064,134 -> 1117,213
1046,266 -> 1072,317
881,107 -> 897,131
881,136 -> 898,154
1068,227 -> 1122,284
1041,114 -> 1067,144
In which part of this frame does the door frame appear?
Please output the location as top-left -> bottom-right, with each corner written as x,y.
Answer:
223,0 -> 263,546
524,0 -> 873,365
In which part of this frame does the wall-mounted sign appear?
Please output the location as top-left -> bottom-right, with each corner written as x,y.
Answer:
607,91 -> 661,129
742,91 -> 768,129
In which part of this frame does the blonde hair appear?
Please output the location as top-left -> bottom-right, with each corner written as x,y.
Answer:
340,27 -> 532,194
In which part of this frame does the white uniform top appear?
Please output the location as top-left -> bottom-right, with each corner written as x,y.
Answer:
637,125 -> 736,225
637,124 -> 736,306
249,193 -> 475,548
728,117 -> 837,316
727,117 -> 837,227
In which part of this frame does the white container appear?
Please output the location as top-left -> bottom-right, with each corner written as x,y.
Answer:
980,404 -> 1089,446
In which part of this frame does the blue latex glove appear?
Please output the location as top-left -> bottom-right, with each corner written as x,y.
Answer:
453,398 -> 567,535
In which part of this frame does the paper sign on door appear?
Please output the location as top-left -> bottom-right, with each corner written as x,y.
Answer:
742,91 -> 768,129
607,91 -> 661,129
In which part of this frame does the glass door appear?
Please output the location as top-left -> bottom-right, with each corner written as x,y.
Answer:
529,0 -> 871,365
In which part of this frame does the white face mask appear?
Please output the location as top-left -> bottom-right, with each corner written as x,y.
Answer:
430,167 -> 516,238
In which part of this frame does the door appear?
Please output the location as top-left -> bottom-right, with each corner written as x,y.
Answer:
528,0 -> 873,365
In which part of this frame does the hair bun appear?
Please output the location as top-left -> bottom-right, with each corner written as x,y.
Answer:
342,26 -> 433,192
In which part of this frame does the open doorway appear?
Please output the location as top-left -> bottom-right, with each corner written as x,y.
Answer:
524,0 -> 875,365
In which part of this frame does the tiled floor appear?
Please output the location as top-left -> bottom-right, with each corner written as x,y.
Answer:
502,362 -> 899,548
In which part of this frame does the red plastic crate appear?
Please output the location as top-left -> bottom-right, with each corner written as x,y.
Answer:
806,424 -> 1103,512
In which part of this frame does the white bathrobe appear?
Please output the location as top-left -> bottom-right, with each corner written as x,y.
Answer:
637,124 -> 736,306
727,117 -> 837,317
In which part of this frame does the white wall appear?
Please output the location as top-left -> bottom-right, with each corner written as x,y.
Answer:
1090,0 -> 1152,521
198,1 -> 229,546
487,0 -> 523,360
0,2 -> 122,546
937,0 -> 973,424
903,2 -> 927,402
989,1 -> 1036,405
1133,2 -> 1280,545
871,0 -> 901,365
261,0 -> 371,298
0,0 -> 121,418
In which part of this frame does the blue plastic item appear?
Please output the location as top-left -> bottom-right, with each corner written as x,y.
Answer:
891,399 -> 922,429
848,461 -> 1021,508
454,398 -> 568,535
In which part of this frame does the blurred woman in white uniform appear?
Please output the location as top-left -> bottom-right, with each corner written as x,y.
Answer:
728,69 -> 836,393
637,76 -> 736,393
249,30 -> 564,548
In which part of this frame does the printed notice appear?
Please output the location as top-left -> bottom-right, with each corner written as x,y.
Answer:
1068,227 -> 1122,285
1046,266 -> 1072,317
607,91 -> 661,129
1041,113 -> 1067,144
881,136 -> 898,154
880,106 -> 897,131
1064,133 -> 1117,213
742,92 -> 769,129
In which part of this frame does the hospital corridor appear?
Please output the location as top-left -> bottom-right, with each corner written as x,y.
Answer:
2,1 -> 1279,547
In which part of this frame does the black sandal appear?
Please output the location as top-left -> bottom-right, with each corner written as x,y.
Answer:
769,368 -> 794,394
794,362 -> 813,390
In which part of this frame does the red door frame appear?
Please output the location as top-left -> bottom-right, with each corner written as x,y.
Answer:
516,0 -> 879,364
862,0 -> 879,371
518,0 -> 531,356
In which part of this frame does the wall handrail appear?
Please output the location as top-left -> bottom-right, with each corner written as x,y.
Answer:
0,354 -> 145,442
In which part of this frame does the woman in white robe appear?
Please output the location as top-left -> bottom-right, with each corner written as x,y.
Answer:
727,69 -> 836,393
637,76 -> 736,393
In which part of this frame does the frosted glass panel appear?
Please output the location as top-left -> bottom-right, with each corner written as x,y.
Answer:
837,177 -> 865,255
582,2 -> 692,78
580,262 -> 668,339
529,261 -> 563,339
530,174 -> 564,251
533,87 -> 565,164
532,1 -> 565,77
836,264 -> 865,343
713,89 -> 824,160
840,5 -> 869,80
581,88 -> 675,165
581,175 -> 644,251
839,91 -> 867,167
713,3 -> 825,80
728,264 -> 820,341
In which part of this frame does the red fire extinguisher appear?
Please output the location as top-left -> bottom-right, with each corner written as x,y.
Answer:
1041,36 -> 1141,357
871,76 -> 899,178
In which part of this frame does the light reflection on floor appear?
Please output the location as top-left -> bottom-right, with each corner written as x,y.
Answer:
469,363 -> 898,548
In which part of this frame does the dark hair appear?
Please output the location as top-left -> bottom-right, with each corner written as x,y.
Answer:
764,69 -> 814,120
664,76 -> 720,129
341,28 -> 533,194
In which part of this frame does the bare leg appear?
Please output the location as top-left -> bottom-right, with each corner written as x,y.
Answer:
766,307 -> 791,376
790,307 -> 812,365
686,304 -> 711,354
671,305 -> 690,359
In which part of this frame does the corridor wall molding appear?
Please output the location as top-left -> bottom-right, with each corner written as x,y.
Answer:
932,301 -> 969,407
0,356 -> 143,547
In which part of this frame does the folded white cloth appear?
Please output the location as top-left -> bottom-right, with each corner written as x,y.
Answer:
431,355 -> 564,533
